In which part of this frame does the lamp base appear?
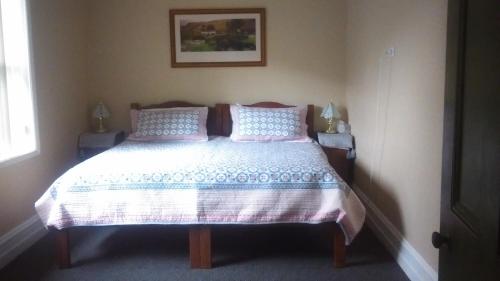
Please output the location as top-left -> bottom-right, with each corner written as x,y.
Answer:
325,119 -> 336,134
95,117 -> 108,133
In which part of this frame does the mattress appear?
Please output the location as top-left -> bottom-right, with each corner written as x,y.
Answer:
35,137 -> 365,244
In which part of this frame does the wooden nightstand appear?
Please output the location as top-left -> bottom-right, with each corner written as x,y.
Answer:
78,130 -> 125,161
316,132 -> 355,185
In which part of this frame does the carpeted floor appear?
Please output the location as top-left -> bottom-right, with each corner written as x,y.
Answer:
0,224 -> 409,281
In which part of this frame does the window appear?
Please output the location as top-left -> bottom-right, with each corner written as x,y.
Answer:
0,0 -> 37,163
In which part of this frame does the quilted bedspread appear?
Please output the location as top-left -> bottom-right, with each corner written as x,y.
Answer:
35,137 -> 365,244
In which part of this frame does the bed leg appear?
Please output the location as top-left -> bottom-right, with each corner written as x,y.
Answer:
189,226 -> 212,269
333,224 -> 346,268
55,228 -> 71,269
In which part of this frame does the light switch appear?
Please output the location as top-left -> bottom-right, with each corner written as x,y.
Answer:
385,47 -> 396,57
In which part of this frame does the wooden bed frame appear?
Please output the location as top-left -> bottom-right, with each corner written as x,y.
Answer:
54,101 -> 346,270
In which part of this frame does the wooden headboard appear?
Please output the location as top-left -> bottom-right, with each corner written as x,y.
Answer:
130,101 -> 314,137
215,102 -> 315,138
130,101 -> 218,136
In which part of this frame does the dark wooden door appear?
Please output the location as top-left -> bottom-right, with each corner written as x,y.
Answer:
435,0 -> 500,280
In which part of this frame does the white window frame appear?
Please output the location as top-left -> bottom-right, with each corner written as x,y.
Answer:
0,0 -> 39,168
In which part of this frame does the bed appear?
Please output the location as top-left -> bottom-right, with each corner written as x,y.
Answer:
35,101 -> 365,269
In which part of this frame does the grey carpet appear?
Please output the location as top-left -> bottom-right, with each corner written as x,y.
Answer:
0,225 -> 409,281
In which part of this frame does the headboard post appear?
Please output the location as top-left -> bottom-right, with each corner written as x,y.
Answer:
306,104 -> 314,138
215,104 -> 230,136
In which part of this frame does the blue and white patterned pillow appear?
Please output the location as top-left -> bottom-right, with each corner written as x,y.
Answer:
230,104 -> 310,142
129,107 -> 208,141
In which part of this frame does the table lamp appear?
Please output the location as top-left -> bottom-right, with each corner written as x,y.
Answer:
320,102 -> 341,133
93,102 -> 110,133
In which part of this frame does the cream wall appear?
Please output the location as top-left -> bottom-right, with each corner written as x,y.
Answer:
0,0 -> 88,235
87,0 -> 347,132
345,0 -> 447,270
0,0 -> 448,274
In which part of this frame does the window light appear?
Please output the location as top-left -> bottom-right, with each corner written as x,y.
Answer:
0,0 -> 38,164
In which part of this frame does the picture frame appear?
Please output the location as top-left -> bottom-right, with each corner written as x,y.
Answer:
169,8 -> 266,67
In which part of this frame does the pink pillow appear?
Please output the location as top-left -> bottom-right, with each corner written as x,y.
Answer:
128,107 -> 208,141
230,104 -> 311,142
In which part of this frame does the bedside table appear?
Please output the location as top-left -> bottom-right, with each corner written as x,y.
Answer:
317,132 -> 355,185
78,130 -> 125,161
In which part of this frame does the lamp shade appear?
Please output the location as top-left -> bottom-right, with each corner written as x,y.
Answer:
320,102 -> 341,120
92,102 -> 110,119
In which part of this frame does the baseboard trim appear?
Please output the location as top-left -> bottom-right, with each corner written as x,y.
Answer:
352,184 -> 438,281
0,215 -> 48,269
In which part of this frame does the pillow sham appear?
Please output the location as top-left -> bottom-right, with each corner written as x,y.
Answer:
128,107 -> 208,141
230,104 -> 310,142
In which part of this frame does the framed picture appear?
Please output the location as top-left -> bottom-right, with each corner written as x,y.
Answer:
169,8 -> 266,67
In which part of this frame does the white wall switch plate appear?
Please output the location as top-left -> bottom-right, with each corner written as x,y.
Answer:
385,47 -> 396,57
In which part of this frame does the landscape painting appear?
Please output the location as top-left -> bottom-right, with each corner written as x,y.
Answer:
170,9 -> 266,67
180,18 -> 256,52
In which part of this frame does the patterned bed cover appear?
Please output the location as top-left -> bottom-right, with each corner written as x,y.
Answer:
35,137 -> 365,244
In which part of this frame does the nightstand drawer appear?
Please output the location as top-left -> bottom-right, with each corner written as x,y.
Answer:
317,132 -> 353,150
78,130 -> 125,161
78,147 -> 109,160
315,132 -> 355,185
